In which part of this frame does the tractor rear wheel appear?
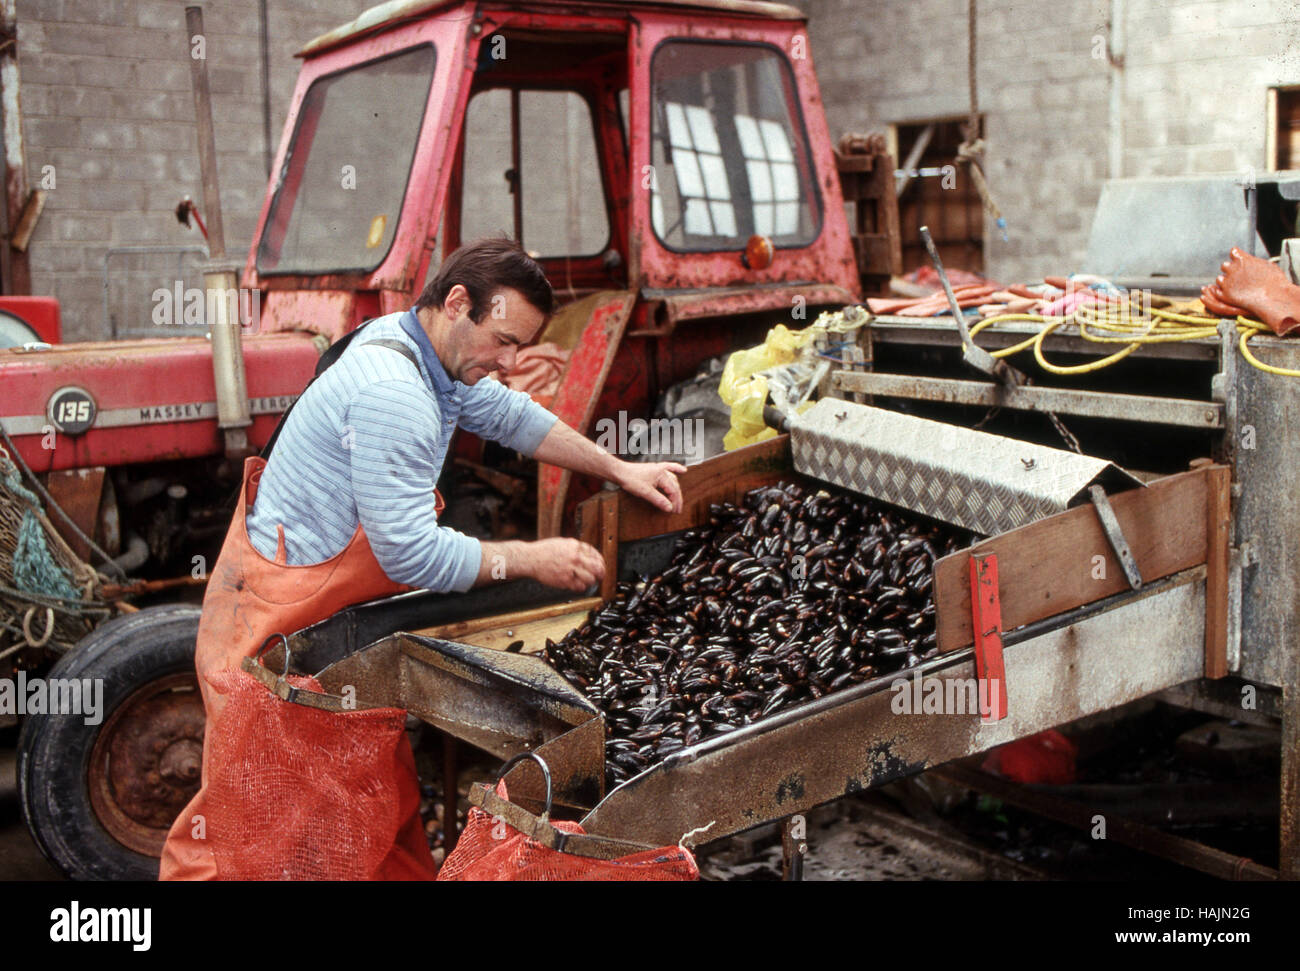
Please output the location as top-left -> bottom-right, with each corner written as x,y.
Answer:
18,604 -> 204,880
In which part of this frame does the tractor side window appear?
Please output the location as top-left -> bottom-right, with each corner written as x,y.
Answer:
650,41 -> 820,252
257,45 -> 436,275
460,89 -> 610,258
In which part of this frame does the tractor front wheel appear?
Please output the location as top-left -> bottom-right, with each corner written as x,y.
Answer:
17,605 -> 204,881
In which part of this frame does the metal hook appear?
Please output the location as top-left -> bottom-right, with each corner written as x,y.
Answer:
253,632 -> 292,678
493,751 -> 554,820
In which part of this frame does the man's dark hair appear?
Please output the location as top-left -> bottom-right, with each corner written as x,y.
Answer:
415,237 -> 554,321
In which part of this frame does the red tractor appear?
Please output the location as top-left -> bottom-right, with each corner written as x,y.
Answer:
2,0 -> 898,878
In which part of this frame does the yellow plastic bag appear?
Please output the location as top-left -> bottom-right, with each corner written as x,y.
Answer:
718,324 -> 815,451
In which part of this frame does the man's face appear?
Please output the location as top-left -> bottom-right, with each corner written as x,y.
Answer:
442,285 -> 546,385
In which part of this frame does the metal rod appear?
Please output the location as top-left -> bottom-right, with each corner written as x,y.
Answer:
781,815 -> 805,881
0,0 -> 31,296
258,0 -> 272,176
894,122 -> 934,198
919,224 -> 1002,378
510,87 -> 522,244
832,370 -> 1224,429
443,731 -> 460,854
185,6 -> 226,260
1088,485 -> 1143,589
98,575 -> 207,599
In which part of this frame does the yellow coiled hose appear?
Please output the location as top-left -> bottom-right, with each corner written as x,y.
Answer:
964,300 -> 1300,378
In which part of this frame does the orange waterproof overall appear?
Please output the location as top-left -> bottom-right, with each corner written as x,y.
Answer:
158,456 -> 439,880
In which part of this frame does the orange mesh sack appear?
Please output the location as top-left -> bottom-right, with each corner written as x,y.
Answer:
200,668 -> 437,881
437,781 -> 698,882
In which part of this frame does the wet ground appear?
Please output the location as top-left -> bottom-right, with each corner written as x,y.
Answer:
0,729 -> 63,880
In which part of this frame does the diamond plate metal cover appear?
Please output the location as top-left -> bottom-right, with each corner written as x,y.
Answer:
790,400 -> 1143,536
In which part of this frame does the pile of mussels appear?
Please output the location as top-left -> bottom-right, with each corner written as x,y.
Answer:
542,480 -> 969,788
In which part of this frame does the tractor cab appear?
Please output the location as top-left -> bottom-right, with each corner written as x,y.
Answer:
247,0 -> 879,531
250,0 -> 858,319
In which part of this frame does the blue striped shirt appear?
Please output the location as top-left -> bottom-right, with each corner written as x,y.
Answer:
246,309 -> 558,592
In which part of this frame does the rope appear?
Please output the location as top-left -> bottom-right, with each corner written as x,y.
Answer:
0,439 -> 108,652
1237,317 -> 1300,376
0,422 -> 126,580
22,605 -> 55,648
967,0 -> 978,141
2,451 -> 82,606
958,0 -> 1007,240
678,820 -> 715,849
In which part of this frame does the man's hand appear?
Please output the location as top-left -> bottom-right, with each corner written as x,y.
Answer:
616,460 -> 687,514
531,419 -> 687,514
477,537 -> 605,592
525,537 -> 606,592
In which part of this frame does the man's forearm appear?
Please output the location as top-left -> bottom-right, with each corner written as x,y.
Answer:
530,416 -> 685,516
531,418 -> 623,483
474,540 -> 529,587
475,537 -> 606,591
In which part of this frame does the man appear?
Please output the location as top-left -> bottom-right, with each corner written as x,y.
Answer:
159,238 -> 684,879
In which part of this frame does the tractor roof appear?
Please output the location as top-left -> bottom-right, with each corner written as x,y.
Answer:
298,0 -> 805,57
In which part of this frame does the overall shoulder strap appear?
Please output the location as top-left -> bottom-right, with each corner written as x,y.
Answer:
359,338 -> 418,367
261,319 -> 384,460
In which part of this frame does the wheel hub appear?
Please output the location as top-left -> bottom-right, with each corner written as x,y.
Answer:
88,673 -> 205,856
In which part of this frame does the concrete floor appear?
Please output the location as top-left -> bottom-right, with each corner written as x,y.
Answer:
699,796 -> 1047,881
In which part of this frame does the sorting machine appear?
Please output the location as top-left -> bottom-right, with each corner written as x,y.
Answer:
266,305 -> 1300,877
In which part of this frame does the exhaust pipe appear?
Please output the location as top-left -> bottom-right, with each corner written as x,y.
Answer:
186,5 -> 251,459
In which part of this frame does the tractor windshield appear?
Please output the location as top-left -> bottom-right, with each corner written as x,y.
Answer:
257,45 -> 437,276
650,40 -> 820,253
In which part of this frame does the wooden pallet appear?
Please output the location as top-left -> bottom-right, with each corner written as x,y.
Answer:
835,140 -> 902,295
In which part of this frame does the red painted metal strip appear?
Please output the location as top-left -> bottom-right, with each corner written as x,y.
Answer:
536,290 -> 636,536
970,552 -> 1008,723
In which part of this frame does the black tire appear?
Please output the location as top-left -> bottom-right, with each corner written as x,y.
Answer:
17,604 -> 203,881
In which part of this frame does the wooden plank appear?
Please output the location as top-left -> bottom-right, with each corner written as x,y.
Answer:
440,609 -> 594,655
414,597 -> 603,642
577,489 -> 601,549
613,435 -> 792,543
600,492 -> 619,601
1203,465 -> 1231,679
934,468 -> 1213,652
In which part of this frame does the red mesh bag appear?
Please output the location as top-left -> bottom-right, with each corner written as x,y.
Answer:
200,669 -> 437,880
437,781 -> 698,882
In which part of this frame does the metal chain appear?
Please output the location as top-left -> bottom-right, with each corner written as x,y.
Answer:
1046,410 -> 1083,454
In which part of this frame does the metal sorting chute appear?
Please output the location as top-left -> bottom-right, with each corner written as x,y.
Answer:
790,398 -> 1143,537
277,577 -> 1206,850
303,634 -> 608,813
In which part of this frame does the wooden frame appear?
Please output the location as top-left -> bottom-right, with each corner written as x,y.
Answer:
576,435 -> 793,598
933,465 -> 1232,679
